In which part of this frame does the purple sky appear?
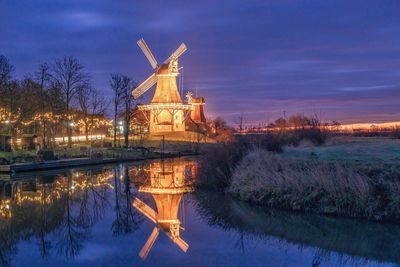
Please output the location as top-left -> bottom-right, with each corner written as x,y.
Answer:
1,0 -> 399,125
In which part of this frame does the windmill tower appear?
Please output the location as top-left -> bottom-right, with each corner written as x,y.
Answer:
132,39 -> 193,134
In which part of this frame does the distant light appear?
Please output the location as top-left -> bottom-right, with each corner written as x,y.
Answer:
119,121 -> 123,125
120,175 -> 123,179
4,120 -> 10,124
6,205 -> 10,209
75,173 -> 79,177
71,185 -> 75,189
69,122 -> 75,127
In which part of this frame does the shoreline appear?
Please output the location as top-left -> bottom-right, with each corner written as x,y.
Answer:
0,151 -> 198,174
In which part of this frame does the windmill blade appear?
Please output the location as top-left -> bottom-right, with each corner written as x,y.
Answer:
137,38 -> 158,69
163,43 -> 187,64
132,73 -> 157,99
166,233 -> 189,252
139,227 -> 160,260
174,237 -> 189,252
132,198 -> 158,223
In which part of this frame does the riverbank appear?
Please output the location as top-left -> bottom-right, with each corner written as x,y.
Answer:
196,135 -> 400,222
0,148 -> 197,173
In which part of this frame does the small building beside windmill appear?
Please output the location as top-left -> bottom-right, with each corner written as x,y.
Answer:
186,92 -> 206,124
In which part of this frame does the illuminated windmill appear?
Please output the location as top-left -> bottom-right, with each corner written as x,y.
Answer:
132,159 -> 195,260
132,39 -> 193,133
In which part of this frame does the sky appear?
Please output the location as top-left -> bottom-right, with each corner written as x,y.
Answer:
1,0 -> 399,125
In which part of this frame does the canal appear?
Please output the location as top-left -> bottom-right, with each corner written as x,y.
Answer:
0,157 -> 399,267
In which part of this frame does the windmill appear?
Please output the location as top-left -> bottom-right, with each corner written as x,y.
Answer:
132,39 -> 193,134
132,159 -> 195,259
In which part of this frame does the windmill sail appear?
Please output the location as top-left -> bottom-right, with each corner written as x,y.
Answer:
132,73 -> 157,99
139,227 -> 160,260
164,43 -> 187,64
137,38 -> 158,69
132,198 -> 158,223
166,234 -> 189,252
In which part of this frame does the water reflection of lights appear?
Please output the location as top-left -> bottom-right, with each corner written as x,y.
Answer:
0,170 -> 115,219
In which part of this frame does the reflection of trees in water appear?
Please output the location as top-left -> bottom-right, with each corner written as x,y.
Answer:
112,166 -> 143,236
54,181 -> 91,259
0,165 -> 144,264
76,173 -> 110,228
0,178 -> 65,266
0,220 -> 15,267
36,183 -> 54,258
194,191 -> 400,266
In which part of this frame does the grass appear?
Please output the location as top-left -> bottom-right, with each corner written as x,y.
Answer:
196,130 -> 327,190
284,136 -> 400,164
196,135 -> 400,222
228,149 -> 400,221
195,133 -> 290,190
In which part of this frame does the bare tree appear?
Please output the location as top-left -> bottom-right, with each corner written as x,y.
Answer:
274,117 -> 287,129
0,55 -> 14,86
122,80 -> 137,148
234,112 -> 245,131
88,89 -> 109,134
288,114 -> 310,129
52,56 -> 89,148
47,84 -> 64,146
0,55 -> 14,123
77,85 -> 92,142
77,86 -> 109,142
213,117 -> 228,136
109,74 -> 130,147
35,63 -> 51,148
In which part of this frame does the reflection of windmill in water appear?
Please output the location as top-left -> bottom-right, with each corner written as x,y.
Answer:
132,38 -> 194,134
132,158 -> 196,259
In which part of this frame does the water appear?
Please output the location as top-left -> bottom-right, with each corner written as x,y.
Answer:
0,157 -> 399,267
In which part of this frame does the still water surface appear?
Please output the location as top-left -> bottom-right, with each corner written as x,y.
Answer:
0,157 -> 399,267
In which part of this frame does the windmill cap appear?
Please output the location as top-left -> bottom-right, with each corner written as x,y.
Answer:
156,64 -> 169,74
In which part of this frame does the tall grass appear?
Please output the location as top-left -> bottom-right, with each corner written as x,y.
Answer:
196,134 -> 287,189
196,130 -> 327,189
197,128 -> 327,190
227,149 -> 400,221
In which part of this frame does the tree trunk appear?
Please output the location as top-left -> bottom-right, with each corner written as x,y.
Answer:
43,120 -> 47,148
124,120 -> 129,148
113,103 -> 118,147
85,123 -> 89,142
67,126 -> 72,148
